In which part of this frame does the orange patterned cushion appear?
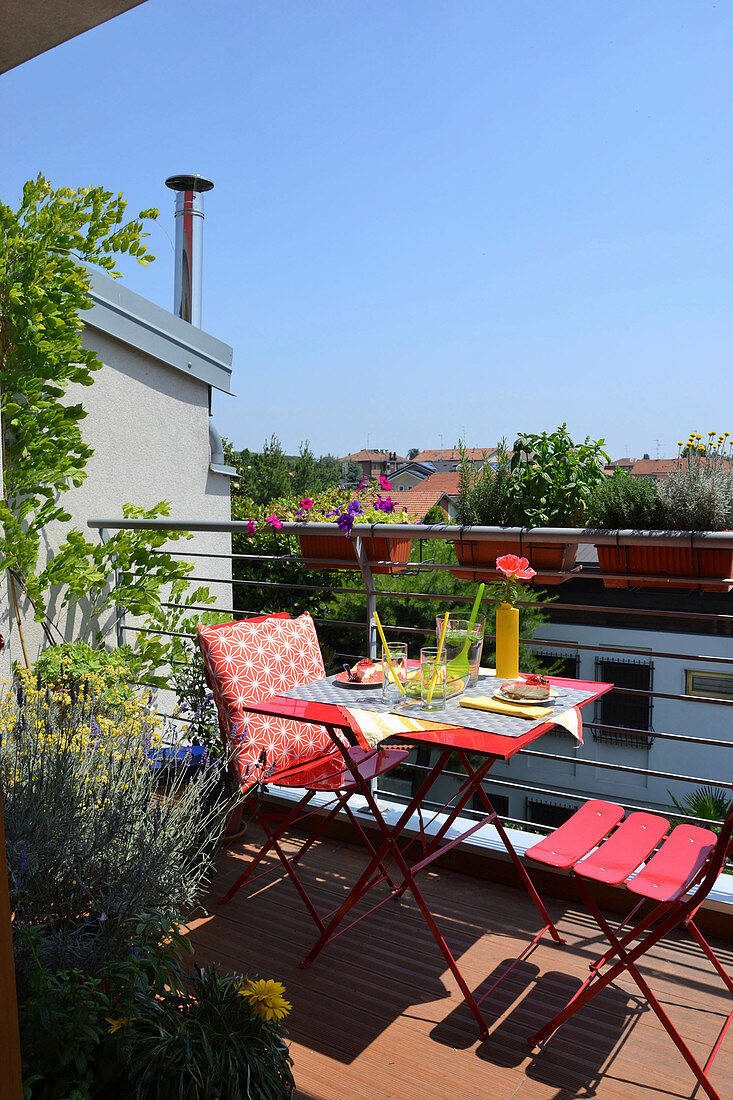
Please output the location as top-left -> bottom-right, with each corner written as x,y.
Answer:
197,612 -> 333,790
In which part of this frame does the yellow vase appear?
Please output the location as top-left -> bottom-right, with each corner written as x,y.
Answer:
495,602 -> 519,679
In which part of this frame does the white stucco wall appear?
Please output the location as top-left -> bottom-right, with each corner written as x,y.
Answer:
7,293 -> 234,672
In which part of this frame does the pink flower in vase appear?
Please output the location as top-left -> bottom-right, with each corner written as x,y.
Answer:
496,554 -> 536,604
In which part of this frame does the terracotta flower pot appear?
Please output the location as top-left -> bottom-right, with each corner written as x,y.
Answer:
451,537 -> 578,585
596,543 -> 733,592
220,801 -> 248,845
298,532 -> 412,575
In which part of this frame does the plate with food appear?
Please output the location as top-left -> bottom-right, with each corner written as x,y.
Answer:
494,675 -> 558,705
334,659 -> 384,688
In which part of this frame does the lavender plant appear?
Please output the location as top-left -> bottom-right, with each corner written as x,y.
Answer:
660,431 -> 733,530
1,676 -> 230,975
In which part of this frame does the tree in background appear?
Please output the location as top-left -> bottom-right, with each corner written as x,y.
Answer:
407,447 -> 420,460
225,436 -> 346,502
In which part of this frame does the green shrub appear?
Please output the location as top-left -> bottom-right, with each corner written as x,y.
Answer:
587,469 -> 665,529
120,965 -> 295,1100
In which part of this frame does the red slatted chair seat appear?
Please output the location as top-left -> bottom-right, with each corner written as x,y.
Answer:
574,812 -> 670,886
627,824 -> 718,902
525,800 -> 625,869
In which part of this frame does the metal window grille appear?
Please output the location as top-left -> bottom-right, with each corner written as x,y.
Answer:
525,797 -> 576,829
593,657 -> 654,747
471,791 -> 509,818
535,650 -> 580,679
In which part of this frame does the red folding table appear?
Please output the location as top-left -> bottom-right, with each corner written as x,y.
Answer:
236,674 -> 613,1036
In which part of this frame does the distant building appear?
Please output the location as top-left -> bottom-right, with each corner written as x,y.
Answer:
604,456 -> 732,482
389,461 -> 437,491
341,449 -> 405,481
398,471 -> 461,521
413,447 -> 496,472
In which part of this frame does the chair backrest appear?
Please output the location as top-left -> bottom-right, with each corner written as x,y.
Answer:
197,611 -> 333,789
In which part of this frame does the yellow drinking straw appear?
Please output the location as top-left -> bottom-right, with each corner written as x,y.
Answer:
372,611 -> 406,695
426,610 -> 450,705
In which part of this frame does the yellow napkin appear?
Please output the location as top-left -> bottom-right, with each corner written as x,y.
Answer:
459,696 -> 554,720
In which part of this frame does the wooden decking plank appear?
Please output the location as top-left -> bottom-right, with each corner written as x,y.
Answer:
192,827 -> 733,1100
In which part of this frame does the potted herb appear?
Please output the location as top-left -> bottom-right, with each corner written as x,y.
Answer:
243,477 -> 415,574
589,432 -> 733,591
453,427 -> 608,584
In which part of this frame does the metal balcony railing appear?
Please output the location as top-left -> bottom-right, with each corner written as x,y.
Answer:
87,518 -> 733,840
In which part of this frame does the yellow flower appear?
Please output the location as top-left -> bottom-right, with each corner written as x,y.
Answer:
106,1015 -> 135,1033
238,978 -> 291,1022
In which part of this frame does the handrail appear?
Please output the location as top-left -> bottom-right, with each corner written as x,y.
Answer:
87,516 -> 733,550
88,514 -> 733,842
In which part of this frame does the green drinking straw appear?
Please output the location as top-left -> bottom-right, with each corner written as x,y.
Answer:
447,582 -> 485,681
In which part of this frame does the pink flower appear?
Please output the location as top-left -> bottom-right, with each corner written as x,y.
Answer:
496,554 -> 536,581
246,519 -> 257,536
358,476 -> 368,490
379,475 -> 392,490
299,498 -> 314,510
265,513 -> 283,530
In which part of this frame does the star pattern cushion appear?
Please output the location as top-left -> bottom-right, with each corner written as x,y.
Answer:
197,612 -> 333,790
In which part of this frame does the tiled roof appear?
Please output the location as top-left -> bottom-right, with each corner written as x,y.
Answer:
340,449 -> 406,462
399,471 -> 461,520
414,447 -> 495,463
627,459 -> 678,478
604,457 -> 733,480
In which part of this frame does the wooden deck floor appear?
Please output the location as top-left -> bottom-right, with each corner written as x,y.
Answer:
189,825 -> 733,1100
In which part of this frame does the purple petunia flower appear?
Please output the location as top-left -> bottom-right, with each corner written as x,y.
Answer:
336,512 -> 355,537
346,500 -> 364,516
375,496 -> 396,513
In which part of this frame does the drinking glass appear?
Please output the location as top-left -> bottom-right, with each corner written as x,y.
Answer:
420,646 -> 447,711
381,643 -> 408,705
436,614 -> 486,688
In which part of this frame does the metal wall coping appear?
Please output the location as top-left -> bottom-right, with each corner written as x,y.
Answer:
83,265 -> 233,394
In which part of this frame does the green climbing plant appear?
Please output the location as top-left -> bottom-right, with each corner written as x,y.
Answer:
0,175 -> 223,679
0,175 -> 158,614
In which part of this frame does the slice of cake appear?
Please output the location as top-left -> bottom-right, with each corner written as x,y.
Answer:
349,658 -> 382,683
499,674 -> 551,701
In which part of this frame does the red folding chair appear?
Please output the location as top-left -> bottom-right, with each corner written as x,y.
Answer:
197,612 -> 408,936
524,793 -> 733,1100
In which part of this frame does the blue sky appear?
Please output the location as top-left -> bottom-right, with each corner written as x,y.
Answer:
2,1 -> 731,460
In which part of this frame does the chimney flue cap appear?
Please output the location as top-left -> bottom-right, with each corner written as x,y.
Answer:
165,174 -> 214,193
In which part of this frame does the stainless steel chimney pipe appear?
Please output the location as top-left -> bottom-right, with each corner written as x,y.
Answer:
164,173 -> 214,327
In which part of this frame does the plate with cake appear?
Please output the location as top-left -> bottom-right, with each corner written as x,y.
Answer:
335,659 -> 384,688
494,675 -> 558,705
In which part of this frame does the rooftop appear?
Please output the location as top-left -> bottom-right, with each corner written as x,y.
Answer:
414,447 -> 496,463
191,824 -> 733,1100
341,449 -> 406,462
398,470 -> 461,519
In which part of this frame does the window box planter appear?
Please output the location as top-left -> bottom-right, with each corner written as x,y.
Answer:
297,532 -> 412,575
451,536 -> 578,585
596,543 -> 733,592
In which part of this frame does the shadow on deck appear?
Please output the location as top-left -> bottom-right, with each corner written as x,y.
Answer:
188,824 -> 733,1100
